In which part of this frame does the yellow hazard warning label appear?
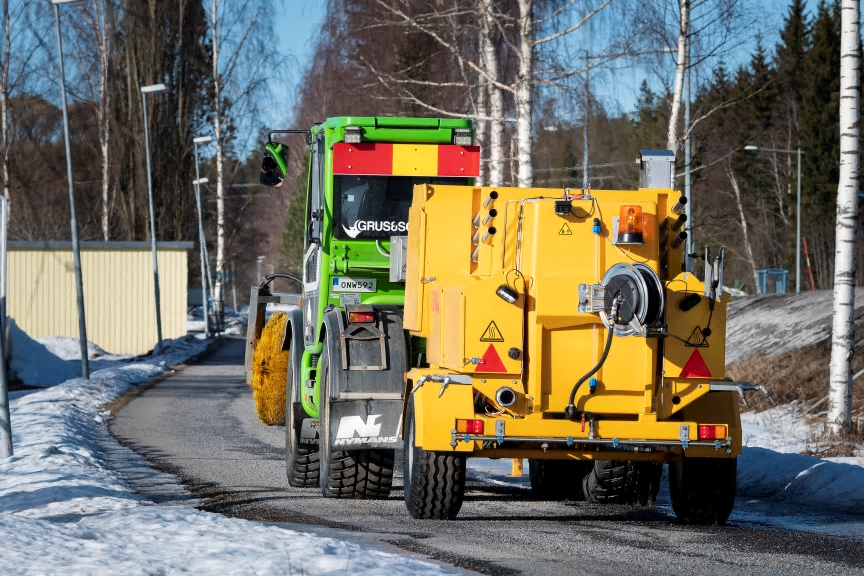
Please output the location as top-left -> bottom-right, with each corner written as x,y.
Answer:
480,320 -> 505,342
558,223 -> 572,235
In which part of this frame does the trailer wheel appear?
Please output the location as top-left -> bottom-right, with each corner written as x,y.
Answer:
528,459 -> 592,500
318,347 -> 394,499
403,395 -> 466,519
669,456 -> 737,525
582,460 -> 662,506
285,347 -> 319,488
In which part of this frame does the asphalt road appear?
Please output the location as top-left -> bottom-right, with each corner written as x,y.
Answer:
110,336 -> 864,576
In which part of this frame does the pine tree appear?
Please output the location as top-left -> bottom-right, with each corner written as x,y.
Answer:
799,0 -> 842,287
776,0 -> 811,144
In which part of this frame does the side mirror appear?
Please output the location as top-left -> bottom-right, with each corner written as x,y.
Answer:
259,143 -> 289,188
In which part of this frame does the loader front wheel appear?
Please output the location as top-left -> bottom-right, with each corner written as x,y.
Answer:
318,347 -> 394,499
582,460 -> 662,506
285,346 -> 319,488
403,395 -> 466,519
528,459 -> 592,500
669,456 -> 737,525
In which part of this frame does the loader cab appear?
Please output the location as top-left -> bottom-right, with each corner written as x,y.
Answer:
334,175 -> 465,240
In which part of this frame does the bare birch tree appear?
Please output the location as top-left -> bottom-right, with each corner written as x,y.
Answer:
371,0 -> 613,186
93,0 -> 114,241
207,0 -> 280,316
1,0 -> 10,209
827,0 -> 860,436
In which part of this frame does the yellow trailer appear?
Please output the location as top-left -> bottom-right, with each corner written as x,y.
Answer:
400,151 -> 742,524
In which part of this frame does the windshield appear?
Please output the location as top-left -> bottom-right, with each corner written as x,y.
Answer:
333,175 -> 467,240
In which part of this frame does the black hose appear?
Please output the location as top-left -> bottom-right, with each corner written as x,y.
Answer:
565,325 -> 615,420
257,272 -> 303,289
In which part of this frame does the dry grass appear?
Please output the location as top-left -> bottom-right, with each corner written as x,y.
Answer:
249,312 -> 289,426
727,334 -> 864,455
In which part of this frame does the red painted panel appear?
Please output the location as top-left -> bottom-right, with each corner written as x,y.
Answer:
437,145 -> 480,177
332,142 -> 394,175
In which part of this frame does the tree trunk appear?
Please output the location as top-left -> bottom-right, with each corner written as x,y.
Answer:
211,0 -> 226,315
725,162 -> 758,290
828,0 -> 860,435
96,0 -> 113,241
667,0 -> 689,155
1,0 -> 10,214
480,0 -> 505,186
515,0 -> 533,187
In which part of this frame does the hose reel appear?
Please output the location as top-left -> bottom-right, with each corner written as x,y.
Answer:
578,263 -> 665,336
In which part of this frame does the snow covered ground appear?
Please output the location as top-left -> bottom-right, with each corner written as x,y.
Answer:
0,301 -> 862,575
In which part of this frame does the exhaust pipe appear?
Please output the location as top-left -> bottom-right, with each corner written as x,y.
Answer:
495,386 -> 517,407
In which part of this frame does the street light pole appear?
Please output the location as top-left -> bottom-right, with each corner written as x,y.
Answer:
193,136 -> 212,337
744,145 -> 805,293
141,83 -> 167,354
192,134 -> 212,338
52,0 -> 89,379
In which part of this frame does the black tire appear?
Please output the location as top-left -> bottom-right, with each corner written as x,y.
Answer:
528,459 -> 593,500
669,456 -> 737,525
403,395 -> 467,519
285,345 -> 319,488
318,346 -> 394,499
582,460 -> 662,506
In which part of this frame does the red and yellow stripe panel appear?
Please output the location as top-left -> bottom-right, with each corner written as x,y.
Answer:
332,143 -> 480,177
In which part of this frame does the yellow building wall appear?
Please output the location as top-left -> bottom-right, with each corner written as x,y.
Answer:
7,242 -> 192,355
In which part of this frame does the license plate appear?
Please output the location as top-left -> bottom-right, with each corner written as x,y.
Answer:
331,277 -> 377,293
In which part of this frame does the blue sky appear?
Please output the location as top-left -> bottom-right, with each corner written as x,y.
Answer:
272,1 -> 327,126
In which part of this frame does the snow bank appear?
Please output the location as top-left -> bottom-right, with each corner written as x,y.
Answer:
725,288 -> 864,364
0,330 -> 456,575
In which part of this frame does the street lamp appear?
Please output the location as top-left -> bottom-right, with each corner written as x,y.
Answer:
192,134 -> 212,337
744,144 -> 805,292
141,82 -> 167,353
52,0 -> 89,379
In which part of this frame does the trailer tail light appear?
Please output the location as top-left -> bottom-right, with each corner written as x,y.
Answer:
698,425 -> 728,440
347,311 -> 375,323
456,419 -> 484,434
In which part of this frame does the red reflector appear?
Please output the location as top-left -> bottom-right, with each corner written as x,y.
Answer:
332,142 -> 394,175
347,311 -> 374,323
679,349 -> 712,378
438,145 -> 480,177
698,425 -> 727,440
456,419 -> 484,434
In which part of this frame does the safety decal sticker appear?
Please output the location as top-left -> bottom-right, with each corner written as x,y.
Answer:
685,326 -> 709,347
474,344 -> 507,373
679,349 -> 712,378
480,320 -> 505,342
558,223 -> 572,235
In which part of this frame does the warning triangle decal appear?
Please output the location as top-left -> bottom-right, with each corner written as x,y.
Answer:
558,223 -> 572,235
475,344 -> 507,373
679,349 -> 712,378
480,320 -> 505,342
685,326 -> 709,347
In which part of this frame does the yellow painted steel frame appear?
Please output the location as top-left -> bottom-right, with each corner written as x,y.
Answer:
403,184 -> 740,463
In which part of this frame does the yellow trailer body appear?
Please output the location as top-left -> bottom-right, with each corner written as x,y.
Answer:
403,182 -> 740,464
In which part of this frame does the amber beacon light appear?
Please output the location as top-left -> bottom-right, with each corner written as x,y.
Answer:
617,205 -> 644,244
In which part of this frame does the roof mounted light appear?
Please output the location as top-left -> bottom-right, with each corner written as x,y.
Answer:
344,126 -> 362,144
453,129 -> 473,146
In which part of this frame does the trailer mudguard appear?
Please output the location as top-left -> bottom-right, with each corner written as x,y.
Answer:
321,306 -> 407,450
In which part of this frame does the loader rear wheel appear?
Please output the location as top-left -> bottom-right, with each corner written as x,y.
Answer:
318,346 -> 394,499
582,460 -> 662,506
528,459 -> 592,500
403,395 -> 466,519
669,456 -> 737,525
285,347 -> 319,488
